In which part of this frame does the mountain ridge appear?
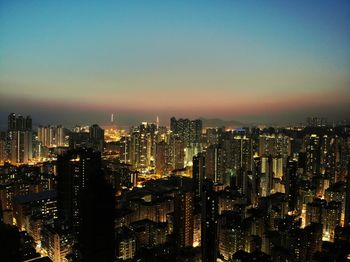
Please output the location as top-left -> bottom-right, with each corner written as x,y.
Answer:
199,117 -> 244,128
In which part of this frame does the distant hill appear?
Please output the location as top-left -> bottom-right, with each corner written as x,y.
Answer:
199,118 -> 244,128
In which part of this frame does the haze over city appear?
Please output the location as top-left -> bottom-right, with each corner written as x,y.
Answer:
1,0 -> 350,127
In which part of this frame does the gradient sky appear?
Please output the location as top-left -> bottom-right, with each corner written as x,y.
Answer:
0,0 -> 349,127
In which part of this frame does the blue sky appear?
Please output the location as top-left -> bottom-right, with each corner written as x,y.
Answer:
0,0 -> 349,126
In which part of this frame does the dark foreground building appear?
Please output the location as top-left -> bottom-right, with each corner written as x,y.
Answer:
57,148 -> 115,262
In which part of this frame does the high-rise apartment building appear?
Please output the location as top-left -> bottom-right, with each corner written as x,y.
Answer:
0,132 -> 6,163
304,134 -> 321,176
129,122 -> 157,171
38,125 -> 66,148
201,180 -> 219,262
56,148 -> 115,261
170,117 -> 202,146
345,162 -> 350,227
193,153 -> 205,202
174,191 -> 194,248
155,140 -> 167,175
7,113 -> 32,164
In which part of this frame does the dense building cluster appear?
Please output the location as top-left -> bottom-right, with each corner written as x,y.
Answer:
0,113 -> 350,261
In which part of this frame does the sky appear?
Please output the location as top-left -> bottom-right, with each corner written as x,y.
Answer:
0,0 -> 349,127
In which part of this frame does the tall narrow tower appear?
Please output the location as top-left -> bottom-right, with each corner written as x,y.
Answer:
345,161 -> 350,227
201,179 -> 218,262
174,191 -> 194,248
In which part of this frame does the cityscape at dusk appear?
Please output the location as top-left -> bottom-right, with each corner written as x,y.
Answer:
1,1 -> 350,262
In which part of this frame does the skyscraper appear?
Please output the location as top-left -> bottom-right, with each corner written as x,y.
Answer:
285,159 -> 298,211
155,140 -> 167,175
56,148 -> 115,261
38,125 -> 66,148
205,145 -> 220,183
89,124 -> 104,152
174,191 -> 194,248
0,132 -> 6,164
260,156 -> 273,197
57,149 -> 101,229
304,134 -> 321,176
129,122 -> 157,171
345,162 -> 350,227
193,153 -> 205,202
78,164 -> 115,261
201,180 -> 218,262
170,117 -> 202,146
7,113 -> 32,164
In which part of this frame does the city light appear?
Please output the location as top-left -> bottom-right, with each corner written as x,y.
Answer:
1,1 -> 349,261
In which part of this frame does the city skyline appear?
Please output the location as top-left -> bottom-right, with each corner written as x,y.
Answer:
1,112 -> 350,261
1,1 -> 350,126
1,1 -> 350,261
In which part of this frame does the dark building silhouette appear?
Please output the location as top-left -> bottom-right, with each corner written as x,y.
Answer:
201,179 -> 218,262
57,149 -> 101,229
345,162 -> 350,227
56,148 -> 115,261
155,140 -> 167,175
286,159 -> 298,211
78,166 -> 115,261
69,124 -> 104,152
193,153 -> 205,202
69,131 -> 90,150
89,124 -> 105,152
0,222 -> 40,261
